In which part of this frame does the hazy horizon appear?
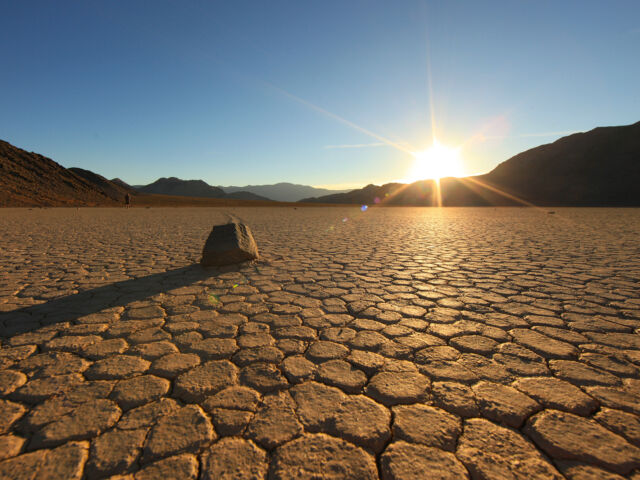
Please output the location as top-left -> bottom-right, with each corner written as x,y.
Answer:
2,1 -> 639,188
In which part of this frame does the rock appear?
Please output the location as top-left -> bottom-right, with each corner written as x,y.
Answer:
270,433 -> 377,479
525,409 -> 640,474
201,437 -> 268,479
392,404 -> 461,451
457,418 -> 563,479
201,223 -> 259,266
0,370 -> 27,395
380,441 -> 469,480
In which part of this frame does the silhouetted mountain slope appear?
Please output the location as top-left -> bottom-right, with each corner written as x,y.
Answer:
0,140 -> 122,206
221,182 -> 350,202
301,121 -> 640,206
69,168 -> 131,202
137,177 -> 226,197
136,177 -> 271,201
110,177 -> 138,194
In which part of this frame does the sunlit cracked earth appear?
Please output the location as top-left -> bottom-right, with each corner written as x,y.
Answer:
1,207 -> 639,479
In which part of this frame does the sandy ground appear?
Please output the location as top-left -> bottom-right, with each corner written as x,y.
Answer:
1,207 -> 639,479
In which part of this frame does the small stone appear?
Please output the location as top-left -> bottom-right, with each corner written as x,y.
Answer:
525,409 -> 640,474
472,381 -> 541,428
143,405 -> 215,462
173,360 -> 238,403
270,433 -> 377,480
201,437 -> 268,479
201,222 -> 259,266
513,377 -> 598,415
136,454 -> 198,480
392,404 -> 461,451
366,371 -> 429,405
457,418 -> 563,479
380,441 -> 469,480
110,375 -> 170,410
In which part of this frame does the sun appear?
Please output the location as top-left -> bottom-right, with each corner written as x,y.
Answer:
405,140 -> 464,182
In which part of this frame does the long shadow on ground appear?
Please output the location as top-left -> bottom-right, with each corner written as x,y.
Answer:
0,264 -> 241,339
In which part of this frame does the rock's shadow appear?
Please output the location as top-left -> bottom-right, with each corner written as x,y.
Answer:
0,264 -> 241,338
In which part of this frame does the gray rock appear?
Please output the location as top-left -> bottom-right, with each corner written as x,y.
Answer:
201,222 -> 259,266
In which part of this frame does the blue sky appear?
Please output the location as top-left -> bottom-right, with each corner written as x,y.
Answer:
1,1 -> 639,188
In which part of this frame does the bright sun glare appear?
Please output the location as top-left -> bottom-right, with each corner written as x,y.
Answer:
405,140 -> 464,182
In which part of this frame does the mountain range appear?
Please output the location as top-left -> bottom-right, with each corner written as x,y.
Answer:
220,183 -> 350,202
301,121 -> 640,206
2,120 -> 639,207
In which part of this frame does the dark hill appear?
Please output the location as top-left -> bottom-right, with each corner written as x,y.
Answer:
301,121 -> 640,206
221,182 -> 350,202
0,140 -> 122,206
69,168 -> 131,202
136,177 -> 271,201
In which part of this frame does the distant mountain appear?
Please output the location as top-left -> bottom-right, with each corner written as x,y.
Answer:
0,140 -> 127,206
221,182 -> 350,202
301,121 -> 640,206
135,177 -> 271,201
110,177 -> 138,193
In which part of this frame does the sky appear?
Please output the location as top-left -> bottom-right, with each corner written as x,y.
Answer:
1,1 -> 639,189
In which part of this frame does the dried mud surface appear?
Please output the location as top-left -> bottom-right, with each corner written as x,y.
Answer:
1,207 -> 639,479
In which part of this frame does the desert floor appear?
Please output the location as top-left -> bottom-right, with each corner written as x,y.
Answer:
1,207 -> 639,479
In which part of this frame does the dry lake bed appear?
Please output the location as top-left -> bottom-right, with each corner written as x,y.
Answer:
1,206 -> 640,479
